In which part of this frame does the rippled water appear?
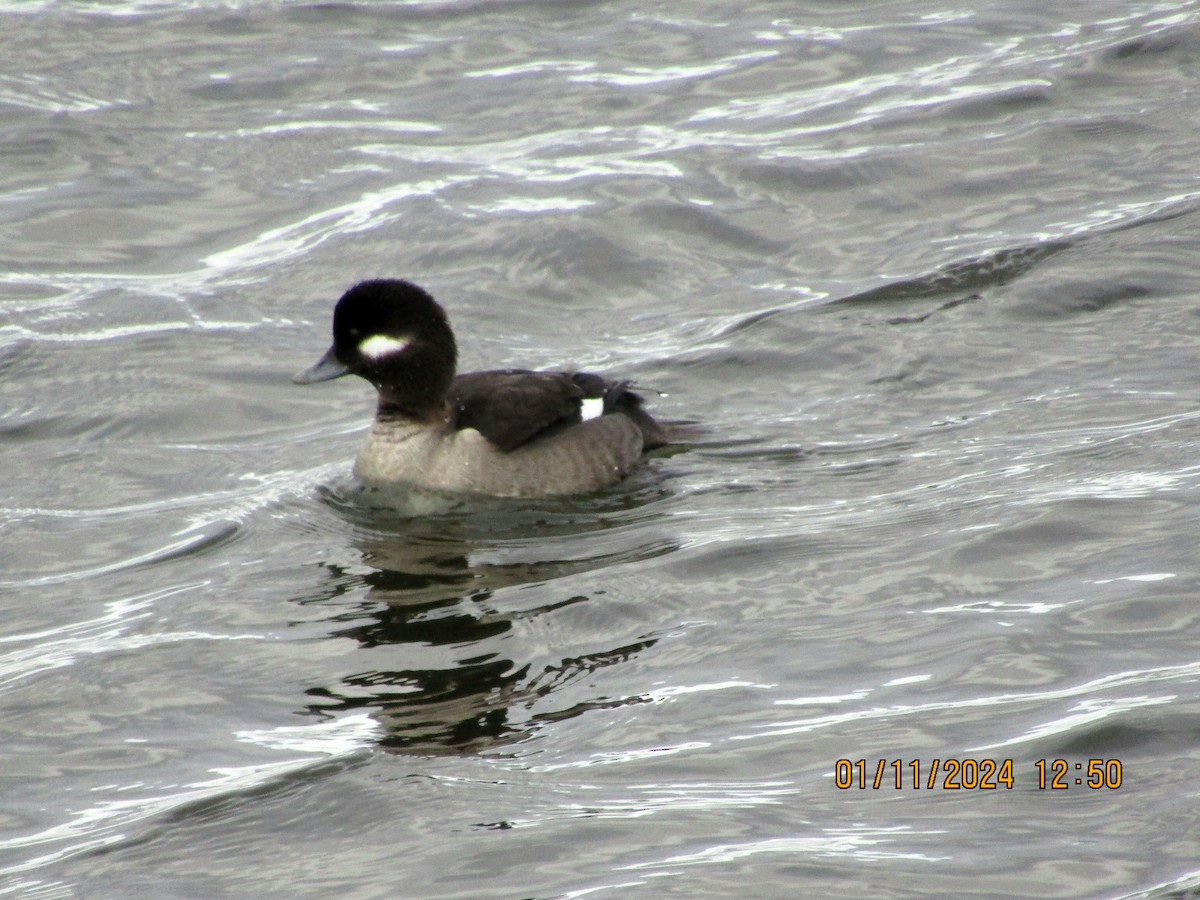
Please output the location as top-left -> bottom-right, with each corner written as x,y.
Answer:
4,1 -> 1200,896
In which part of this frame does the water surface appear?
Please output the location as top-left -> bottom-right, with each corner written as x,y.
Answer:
4,1 -> 1200,897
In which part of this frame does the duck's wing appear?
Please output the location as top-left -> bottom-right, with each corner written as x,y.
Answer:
448,369 -> 585,452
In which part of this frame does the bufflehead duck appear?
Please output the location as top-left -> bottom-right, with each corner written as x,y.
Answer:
294,279 -> 667,497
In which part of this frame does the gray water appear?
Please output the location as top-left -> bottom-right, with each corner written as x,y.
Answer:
4,1 -> 1200,897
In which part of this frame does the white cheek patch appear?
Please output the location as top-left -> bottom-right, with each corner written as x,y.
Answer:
580,397 -> 605,421
358,334 -> 410,360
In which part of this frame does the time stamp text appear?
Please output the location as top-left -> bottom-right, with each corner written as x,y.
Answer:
834,758 -> 1123,790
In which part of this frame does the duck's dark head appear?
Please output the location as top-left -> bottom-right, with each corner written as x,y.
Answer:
294,279 -> 458,419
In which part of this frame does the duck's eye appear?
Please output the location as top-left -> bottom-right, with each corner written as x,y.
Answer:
359,334 -> 411,359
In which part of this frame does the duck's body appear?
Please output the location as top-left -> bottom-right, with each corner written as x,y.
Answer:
355,402 -> 647,496
295,279 -> 666,498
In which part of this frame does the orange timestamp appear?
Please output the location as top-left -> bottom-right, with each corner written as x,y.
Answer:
834,758 -> 1123,790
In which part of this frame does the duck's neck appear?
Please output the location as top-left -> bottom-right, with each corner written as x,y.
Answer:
375,392 -> 448,424
370,336 -> 456,424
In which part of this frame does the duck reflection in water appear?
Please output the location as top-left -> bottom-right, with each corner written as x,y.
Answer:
294,490 -> 678,755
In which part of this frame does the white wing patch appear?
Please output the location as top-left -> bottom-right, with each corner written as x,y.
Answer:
580,396 -> 605,421
358,334 -> 410,359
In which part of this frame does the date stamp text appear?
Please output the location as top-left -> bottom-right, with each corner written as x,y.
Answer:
833,758 -> 1123,790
